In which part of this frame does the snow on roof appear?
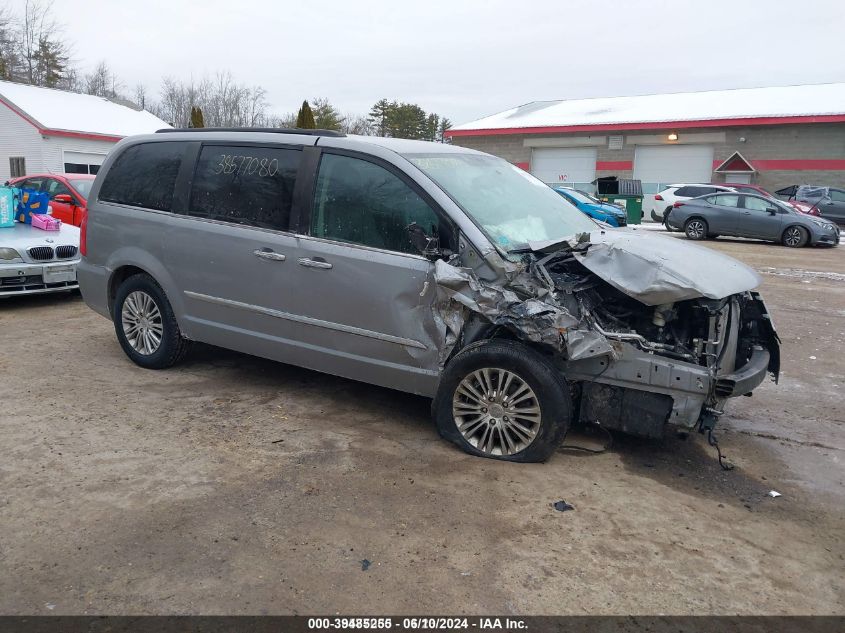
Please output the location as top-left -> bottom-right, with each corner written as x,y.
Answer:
449,83 -> 845,135
0,80 -> 170,138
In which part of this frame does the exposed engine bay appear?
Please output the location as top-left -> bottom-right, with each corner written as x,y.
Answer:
434,229 -> 780,439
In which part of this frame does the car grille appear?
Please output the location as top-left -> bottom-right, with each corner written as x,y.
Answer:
28,246 -> 54,261
56,245 -> 78,259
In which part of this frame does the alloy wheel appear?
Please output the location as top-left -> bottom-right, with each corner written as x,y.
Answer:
121,290 -> 163,355
686,220 -> 705,239
784,227 -> 803,247
452,368 -> 541,456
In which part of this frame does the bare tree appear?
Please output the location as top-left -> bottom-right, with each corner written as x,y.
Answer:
133,82 -> 148,110
0,5 -> 19,81
149,72 -> 271,128
341,113 -> 373,135
18,0 -> 70,86
83,60 -> 123,98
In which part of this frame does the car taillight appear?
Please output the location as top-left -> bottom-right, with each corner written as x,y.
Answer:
79,207 -> 88,256
673,201 -> 685,208
655,194 -> 664,201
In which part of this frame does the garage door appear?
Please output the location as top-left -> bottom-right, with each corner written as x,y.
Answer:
531,147 -> 597,189
63,150 -> 107,175
633,145 -> 714,190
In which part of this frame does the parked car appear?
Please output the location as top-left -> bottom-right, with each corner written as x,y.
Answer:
6,173 -> 95,226
0,221 -> 80,296
650,184 -> 736,227
775,185 -> 845,226
667,192 -> 839,247
79,129 -> 779,462
553,186 -> 628,227
725,183 -> 820,216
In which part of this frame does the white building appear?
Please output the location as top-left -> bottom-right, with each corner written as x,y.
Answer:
0,80 -> 170,182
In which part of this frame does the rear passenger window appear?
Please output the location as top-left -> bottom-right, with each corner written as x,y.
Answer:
712,194 -> 740,207
99,142 -> 184,211
310,153 -> 442,255
674,186 -> 692,197
189,145 -> 300,230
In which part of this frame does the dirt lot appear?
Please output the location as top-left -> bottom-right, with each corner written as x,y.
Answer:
1,233 -> 843,615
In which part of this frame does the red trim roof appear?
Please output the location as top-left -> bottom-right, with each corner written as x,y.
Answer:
1,91 -> 126,142
445,114 -> 845,138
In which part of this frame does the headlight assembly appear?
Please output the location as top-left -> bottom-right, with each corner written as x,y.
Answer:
0,247 -> 22,261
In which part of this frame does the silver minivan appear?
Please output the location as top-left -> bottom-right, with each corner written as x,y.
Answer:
78,129 -> 780,462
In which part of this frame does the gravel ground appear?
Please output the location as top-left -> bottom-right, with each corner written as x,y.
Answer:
0,233 -> 842,615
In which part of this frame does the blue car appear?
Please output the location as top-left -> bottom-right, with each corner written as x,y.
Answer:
553,187 -> 628,227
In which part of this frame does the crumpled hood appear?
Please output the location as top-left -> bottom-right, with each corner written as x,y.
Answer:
531,229 -> 761,305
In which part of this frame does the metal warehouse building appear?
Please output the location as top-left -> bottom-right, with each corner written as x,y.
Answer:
446,83 -> 845,205
0,81 -> 169,183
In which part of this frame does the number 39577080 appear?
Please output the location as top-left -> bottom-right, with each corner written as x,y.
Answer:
214,154 -> 280,178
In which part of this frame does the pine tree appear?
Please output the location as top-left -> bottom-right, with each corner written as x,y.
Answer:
295,100 -> 316,129
189,106 -> 205,128
425,113 -> 440,142
437,118 -> 452,143
33,37 -> 67,88
312,97 -> 343,131
367,98 -> 395,137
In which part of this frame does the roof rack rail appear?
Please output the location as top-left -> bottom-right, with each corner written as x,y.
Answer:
155,127 -> 346,137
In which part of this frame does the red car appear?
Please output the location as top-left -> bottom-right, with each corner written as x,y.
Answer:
6,173 -> 95,226
724,183 -> 820,216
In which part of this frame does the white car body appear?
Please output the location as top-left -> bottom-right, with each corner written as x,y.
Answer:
649,184 -> 737,223
0,222 -> 80,297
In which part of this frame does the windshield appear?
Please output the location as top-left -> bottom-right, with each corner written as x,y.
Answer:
407,154 -> 597,250
69,179 -> 93,198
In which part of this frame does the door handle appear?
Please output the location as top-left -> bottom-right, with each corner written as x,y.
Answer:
253,249 -> 286,261
298,257 -> 332,270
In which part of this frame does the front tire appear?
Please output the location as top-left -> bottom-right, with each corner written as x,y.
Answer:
684,218 -> 708,240
113,273 -> 191,369
782,225 -> 809,248
432,340 -> 571,462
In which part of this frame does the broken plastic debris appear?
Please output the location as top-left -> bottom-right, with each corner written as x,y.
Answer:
361,559 -> 371,571
553,500 -> 575,512
767,490 -> 782,498
45,603 -> 56,610
809,356 -> 817,360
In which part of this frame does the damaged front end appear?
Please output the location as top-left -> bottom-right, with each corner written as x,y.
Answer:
434,230 -> 780,440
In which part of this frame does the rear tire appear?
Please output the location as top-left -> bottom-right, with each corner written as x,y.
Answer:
782,225 -> 809,248
113,273 -> 191,369
663,207 -> 677,231
432,340 -> 571,462
684,218 -> 708,240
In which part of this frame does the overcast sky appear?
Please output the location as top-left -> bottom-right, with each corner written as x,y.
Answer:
15,0 -> 845,124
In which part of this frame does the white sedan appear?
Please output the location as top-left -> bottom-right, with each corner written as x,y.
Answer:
0,222 -> 80,297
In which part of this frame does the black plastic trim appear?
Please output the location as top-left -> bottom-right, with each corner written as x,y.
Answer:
156,127 -> 345,137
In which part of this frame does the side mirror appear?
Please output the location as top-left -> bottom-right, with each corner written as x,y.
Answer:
406,222 -> 442,260
53,194 -> 74,204
766,207 -> 778,215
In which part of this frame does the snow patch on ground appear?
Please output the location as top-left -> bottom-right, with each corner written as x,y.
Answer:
758,267 -> 845,282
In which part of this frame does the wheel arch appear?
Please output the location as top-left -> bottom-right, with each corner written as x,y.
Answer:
105,248 -> 188,334
781,223 -> 809,242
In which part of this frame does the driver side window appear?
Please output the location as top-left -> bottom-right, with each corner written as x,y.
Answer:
44,179 -> 72,200
743,196 -> 772,212
311,153 -> 446,255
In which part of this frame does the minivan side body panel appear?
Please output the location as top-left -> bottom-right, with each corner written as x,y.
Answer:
79,133 -> 484,397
